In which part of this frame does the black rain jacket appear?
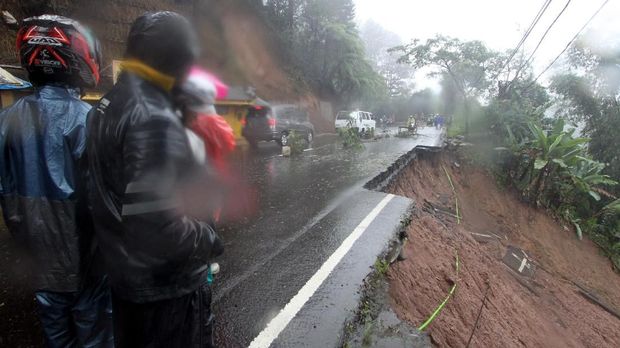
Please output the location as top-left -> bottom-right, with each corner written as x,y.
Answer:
86,12 -> 222,303
87,71 -> 223,303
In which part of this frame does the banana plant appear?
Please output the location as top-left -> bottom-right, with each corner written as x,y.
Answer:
593,199 -> 620,219
569,156 -> 618,201
524,120 -> 590,203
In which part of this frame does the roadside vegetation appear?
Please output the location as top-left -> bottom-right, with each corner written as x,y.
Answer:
285,130 -> 306,156
386,150 -> 620,346
393,35 -> 620,270
337,127 -> 364,150
258,1 -> 620,269
256,0 -> 386,110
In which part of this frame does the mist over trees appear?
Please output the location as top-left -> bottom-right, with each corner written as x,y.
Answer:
258,0 -> 385,108
550,41 -> 620,190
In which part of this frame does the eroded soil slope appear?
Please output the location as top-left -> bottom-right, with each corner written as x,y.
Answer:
386,150 -> 620,347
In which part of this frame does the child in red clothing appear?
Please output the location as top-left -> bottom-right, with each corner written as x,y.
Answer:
177,66 -> 235,170
174,66 -> 234,280
175,65 -> 257,224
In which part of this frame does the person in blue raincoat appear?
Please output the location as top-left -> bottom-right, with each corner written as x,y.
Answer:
0,15 -> 113,347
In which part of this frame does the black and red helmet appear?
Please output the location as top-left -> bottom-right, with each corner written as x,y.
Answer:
16,15 -> 102,88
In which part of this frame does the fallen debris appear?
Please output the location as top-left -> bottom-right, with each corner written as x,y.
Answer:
470,232 -> 498,244
577,287 -> 620,322
281,146 -> 291,157
502,245 -> 536,278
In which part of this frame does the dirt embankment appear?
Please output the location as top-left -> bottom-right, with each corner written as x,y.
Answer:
0,0 -> 291,96
386,150 -> 620,347
0,0 -> 334,132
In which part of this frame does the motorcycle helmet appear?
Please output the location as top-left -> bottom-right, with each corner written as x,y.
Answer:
16,15 -> 102,88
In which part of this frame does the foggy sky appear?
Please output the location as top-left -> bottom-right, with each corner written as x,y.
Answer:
355,0 -> 620,87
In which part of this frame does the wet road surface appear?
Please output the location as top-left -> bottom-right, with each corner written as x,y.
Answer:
214,127 -> 443,347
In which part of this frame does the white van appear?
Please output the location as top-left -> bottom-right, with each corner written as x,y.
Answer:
335,110 -> 376,135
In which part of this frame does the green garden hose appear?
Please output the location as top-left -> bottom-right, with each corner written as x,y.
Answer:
418,252 -> 460,331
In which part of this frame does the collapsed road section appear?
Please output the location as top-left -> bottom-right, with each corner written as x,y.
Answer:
212,127 -> 444,347
373,148 -> 620,347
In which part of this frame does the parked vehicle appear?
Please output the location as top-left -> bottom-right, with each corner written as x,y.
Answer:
335,110 -> 376,136
242,104 -> 314,147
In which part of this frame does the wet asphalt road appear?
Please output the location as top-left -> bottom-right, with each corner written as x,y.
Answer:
213,127 -> 443,347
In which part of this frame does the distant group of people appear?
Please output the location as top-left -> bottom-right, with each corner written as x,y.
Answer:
0,11 -> 234,347
379,113 -> 448,130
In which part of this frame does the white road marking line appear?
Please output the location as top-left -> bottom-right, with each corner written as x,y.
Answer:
248,194 -> 396,348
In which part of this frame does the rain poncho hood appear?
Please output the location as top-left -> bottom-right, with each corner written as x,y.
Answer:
125,11 -> 199,79
0,85 -> 94,291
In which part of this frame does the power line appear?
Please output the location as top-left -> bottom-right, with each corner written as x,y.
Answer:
528,0 -> 611,88
507,0 -> 573,88
494,0 -> 553,81
496,0 -> 552,79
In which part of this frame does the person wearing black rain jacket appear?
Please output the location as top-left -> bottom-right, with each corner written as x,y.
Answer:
86,12 -> 223,347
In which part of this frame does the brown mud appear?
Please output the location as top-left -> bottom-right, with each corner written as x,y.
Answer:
386,150 -> 620,348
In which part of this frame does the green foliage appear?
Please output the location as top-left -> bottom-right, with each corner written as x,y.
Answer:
394,35 -> 502,100
485,80 -> 550,142
500,119 -> 617,247
338,127 -> 364,150
360,20 -> 414,101
393,35 -> 505,135
429,35 -> 620,268
261,0 -> 386,107
601,199 -> 620,217
550,43 -> 620,196
374,259 -> 389,276
321,22 -> 386,105
287,130 -> 306,156
538,43 -> 620,267
591,199 -> 620,270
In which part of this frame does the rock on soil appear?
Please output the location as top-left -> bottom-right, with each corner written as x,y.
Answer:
385,150 -> 620,347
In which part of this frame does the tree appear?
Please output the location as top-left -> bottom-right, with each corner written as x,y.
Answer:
501,119 -> 616,241
550,41 -> 620,194
485,76 -> 549,143
320,22 -> 385,106
409,89 -> 439,116
332,0 -> 356,25
261,0 -> 385,108
360,20 -> 414,99
394,35 -> 506,135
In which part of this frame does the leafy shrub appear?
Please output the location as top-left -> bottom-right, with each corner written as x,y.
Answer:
499,119 -> 619,268
338,127 -> 364,150
287,130 -> 306,156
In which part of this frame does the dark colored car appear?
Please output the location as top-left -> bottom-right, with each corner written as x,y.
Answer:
242,104 -> 315,147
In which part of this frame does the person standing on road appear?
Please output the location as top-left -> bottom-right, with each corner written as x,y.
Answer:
437,114 -> 445,129
86,12 -> 224,347
0,15 -> 113,347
